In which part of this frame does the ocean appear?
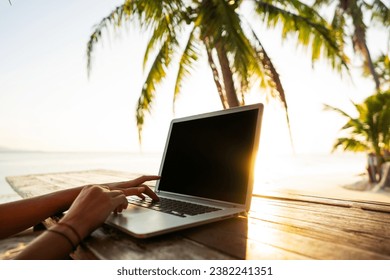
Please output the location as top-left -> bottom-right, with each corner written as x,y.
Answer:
1,151 -> 387,202
0,151 -> 161,195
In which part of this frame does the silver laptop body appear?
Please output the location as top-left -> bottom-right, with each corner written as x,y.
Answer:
106,103 -> 263,238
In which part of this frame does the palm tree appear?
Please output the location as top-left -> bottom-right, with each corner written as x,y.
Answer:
86,0 -> 348,139
324,91 -> 390,182
314,0 -> 390,91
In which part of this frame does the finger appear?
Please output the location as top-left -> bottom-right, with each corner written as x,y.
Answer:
120,199 -> 128,212
108,190 -> 124,197
134,185 -> 147,200
131,175 -> 161,186
108,175 -> 160,189
111,194 -> 128,211
139,185 -> 160,201
123,185 -> 159,201
122,186 -> 146,197
115,202 -> 127,213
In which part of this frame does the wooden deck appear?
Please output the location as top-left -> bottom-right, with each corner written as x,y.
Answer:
3,169 -> 390,260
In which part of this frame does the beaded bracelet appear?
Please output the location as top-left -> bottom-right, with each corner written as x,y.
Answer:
47,229 -> 77,250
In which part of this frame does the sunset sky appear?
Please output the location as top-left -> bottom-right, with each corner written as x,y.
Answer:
0,0 -> 387,155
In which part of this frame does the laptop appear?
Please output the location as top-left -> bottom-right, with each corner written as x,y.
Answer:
106,103 -> 264,238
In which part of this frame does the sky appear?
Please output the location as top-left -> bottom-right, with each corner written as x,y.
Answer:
0,0 -> 388,155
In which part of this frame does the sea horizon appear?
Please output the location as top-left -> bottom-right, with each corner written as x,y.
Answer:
1,151 -> 388,203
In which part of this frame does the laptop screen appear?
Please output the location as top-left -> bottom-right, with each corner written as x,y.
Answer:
157,105 -> 262,205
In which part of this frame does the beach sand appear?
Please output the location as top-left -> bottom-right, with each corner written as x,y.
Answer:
254,173 -> 390,204
252,153 -> 390,204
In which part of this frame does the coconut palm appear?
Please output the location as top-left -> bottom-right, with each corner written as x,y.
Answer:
324,91 -> 390,181
87,0 -> 348,138
314,0 -> 390,90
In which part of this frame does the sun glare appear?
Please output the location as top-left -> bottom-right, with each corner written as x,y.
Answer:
246,196 -> 284,259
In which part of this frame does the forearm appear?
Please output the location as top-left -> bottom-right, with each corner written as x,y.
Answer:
11,177 -> 160,259
0,186 -> 83,239
14,223 -> 80,260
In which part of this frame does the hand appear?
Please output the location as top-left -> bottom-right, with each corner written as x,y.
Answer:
59,175 -> 160,239
106,175 -> 160,202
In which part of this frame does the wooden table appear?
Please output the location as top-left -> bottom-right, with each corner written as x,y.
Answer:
4,169 -> 390,260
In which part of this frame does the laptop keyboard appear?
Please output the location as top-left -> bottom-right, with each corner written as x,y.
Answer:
127,196 -> 221,218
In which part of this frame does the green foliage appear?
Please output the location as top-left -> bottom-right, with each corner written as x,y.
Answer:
86,0 -> 349,140
255,0 -> 349,71
324,91 -> 390,161
314,0 -> 390,90
364,53 -> 390,91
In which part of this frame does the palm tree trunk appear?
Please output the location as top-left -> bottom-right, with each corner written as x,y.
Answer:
361,40 -> 381,90
215,43 -> 239,108
354,24 -> 380,90
348,2 -> 381,90
204,39 -> 228,109
374,146 -> 384,182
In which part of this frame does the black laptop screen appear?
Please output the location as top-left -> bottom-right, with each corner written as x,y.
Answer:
158,107 -> 260,205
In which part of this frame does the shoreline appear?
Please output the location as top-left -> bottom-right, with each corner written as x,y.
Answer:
2,174 -> 389,204
1,151 -> 389,204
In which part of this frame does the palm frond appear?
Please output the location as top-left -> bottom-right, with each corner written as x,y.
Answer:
312,0 -> 335,7
87,0 -> 185,76
341,118 -> 365,134
326,90 -> 390,155
332,137 -> 369,152
324,103 -> 366,135
195,0 -> 256,106
245,23 -> 295,149
329,6 -> 347,52
363,53 -> 390,90
198,0 -> 254,69
370,0 -> 390,25
86,4 -> 127,76
143,18 -> 172,71
323,103 -> 354,119
131,0 -> 184,30
206,0 -> 266,103
254,0 -> 349,72
174,27 -> 200,104
142,3 -> 186,70
246,26 -> 285,102
136,35 -> 177,141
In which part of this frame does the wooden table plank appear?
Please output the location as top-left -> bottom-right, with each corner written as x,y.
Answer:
251,198 -> 390,238
6,170 -> 151,198
0,229 -> 43,260
80,226 -> 234,260
249,196 -> 390,258
5,169 -> 390,260
182,217 -> 310,260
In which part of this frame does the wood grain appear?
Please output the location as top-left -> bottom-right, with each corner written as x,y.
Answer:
4,169 -> 390,260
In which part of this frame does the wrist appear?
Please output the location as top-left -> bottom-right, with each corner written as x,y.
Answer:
56,216 -> 89,242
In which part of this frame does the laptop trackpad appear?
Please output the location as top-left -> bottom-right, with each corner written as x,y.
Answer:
106,206 -> 184,237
